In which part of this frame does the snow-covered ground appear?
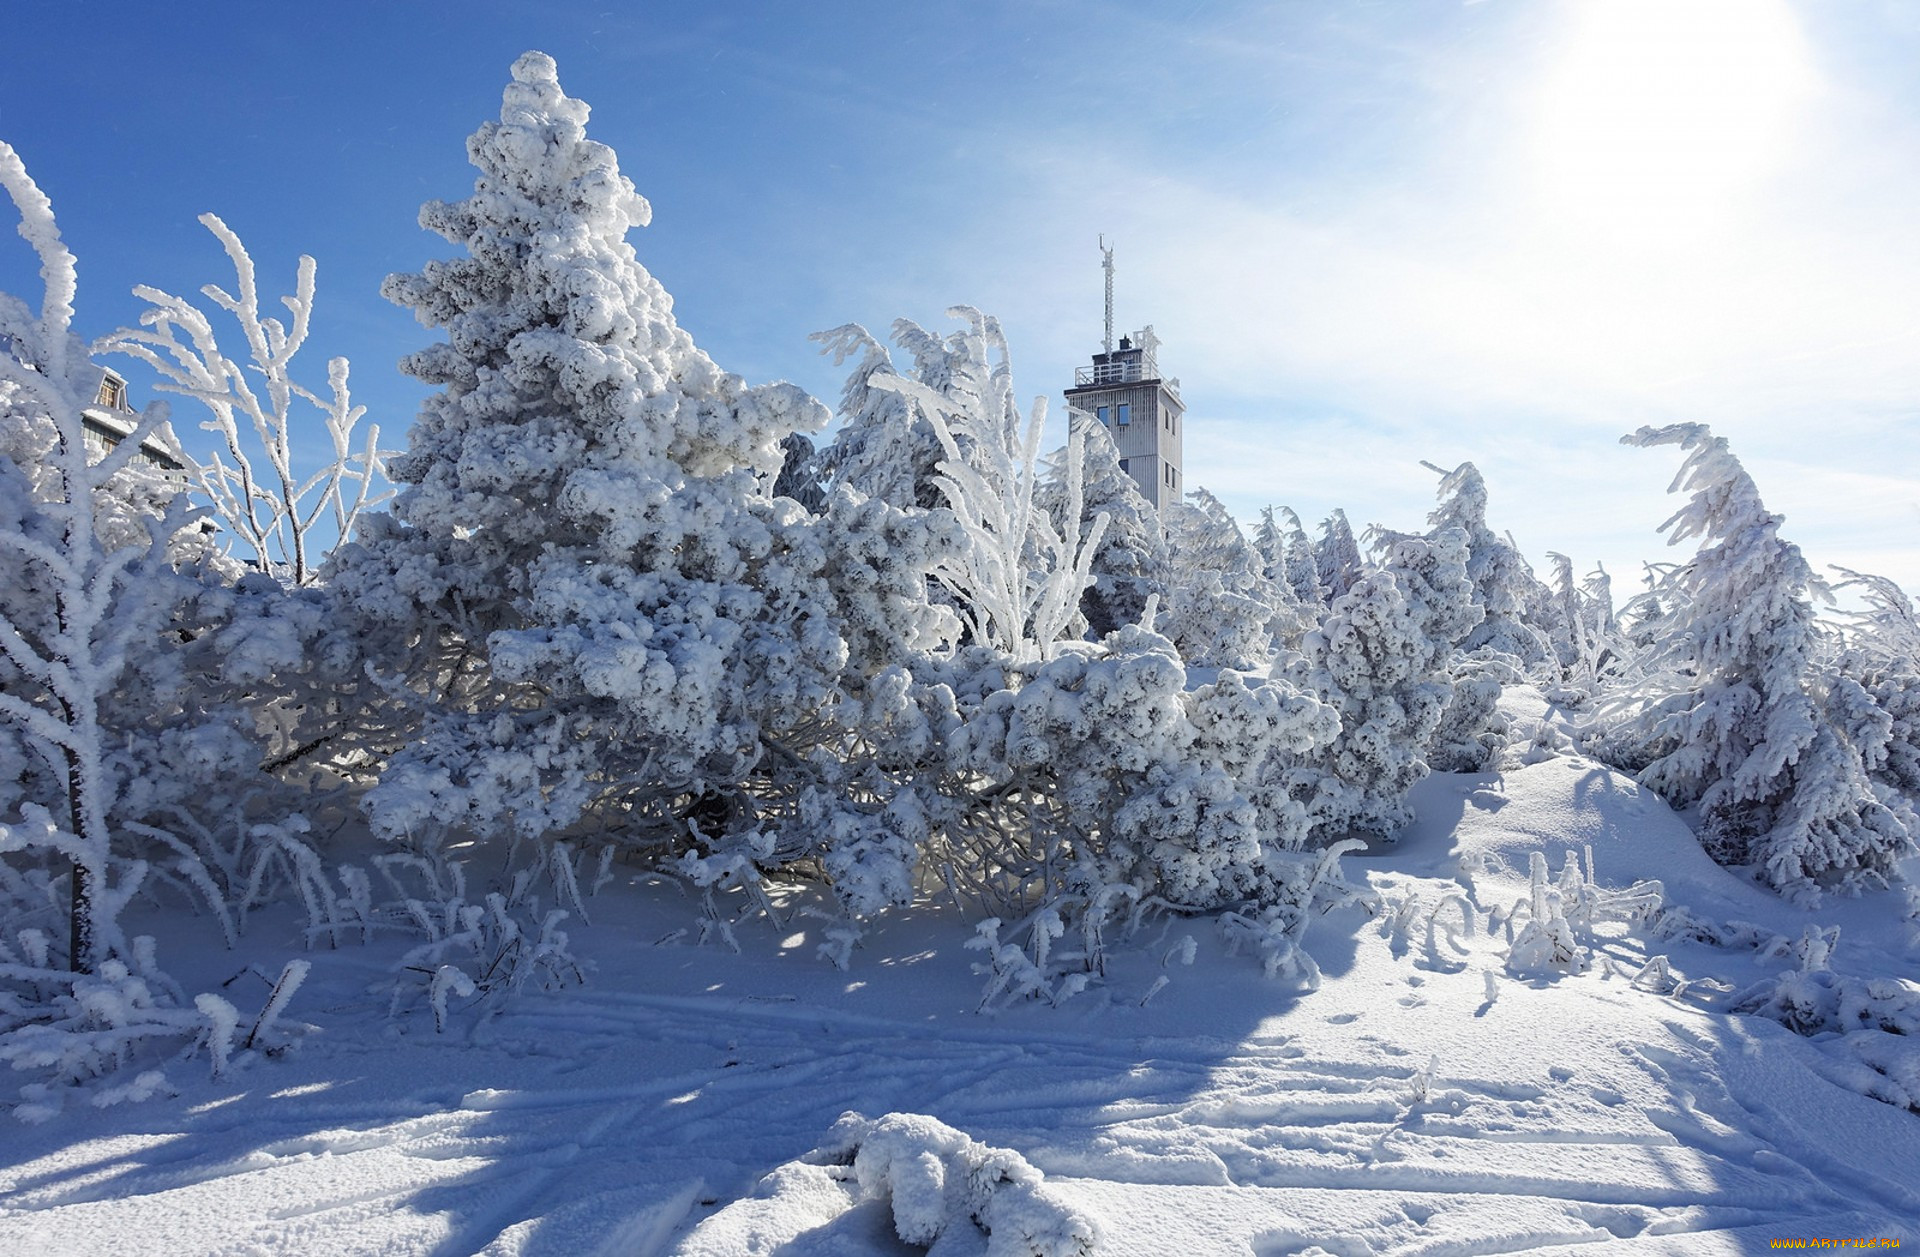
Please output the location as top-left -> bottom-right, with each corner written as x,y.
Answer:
3,753 -> 1917,1255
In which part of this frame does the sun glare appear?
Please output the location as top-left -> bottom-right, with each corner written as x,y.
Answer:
1530,0 -> 1814,241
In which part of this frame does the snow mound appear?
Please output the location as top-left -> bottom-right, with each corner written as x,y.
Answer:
679,1110 -> 1100,1256
1406,757 -> 1785,923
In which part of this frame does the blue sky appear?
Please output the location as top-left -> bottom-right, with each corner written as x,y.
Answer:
4,0 -> 1919,596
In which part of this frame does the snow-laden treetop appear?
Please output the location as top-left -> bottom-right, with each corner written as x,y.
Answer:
381,48 -> 812,552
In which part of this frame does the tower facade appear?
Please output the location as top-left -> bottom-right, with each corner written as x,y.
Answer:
1064,324 -> 1185,511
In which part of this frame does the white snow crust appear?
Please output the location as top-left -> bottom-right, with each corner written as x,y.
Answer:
2,753 -> 1914,1255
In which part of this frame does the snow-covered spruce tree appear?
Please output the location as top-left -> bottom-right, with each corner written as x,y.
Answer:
1252,507 -> 1285,580
101,214 -> 390,587
1420,461 -> 1557,670
1268,505 -> 1324,608
0,143 -> 211,970
1545,552 -> 1581,674
331,54 -> 958,920
1250,506 -> 1314,652
772,431 -> 826,513
1382,523 -> 1494,774
1375,463 -> 1544,772
1160,488 -> 1282,670
1287,529 -> 1479,839
1314,508 -> 1363,602
1037,410 -> 1166,639
1617,424 -> 1913,899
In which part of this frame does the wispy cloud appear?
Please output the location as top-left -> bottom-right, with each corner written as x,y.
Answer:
969,0 -> 1920,588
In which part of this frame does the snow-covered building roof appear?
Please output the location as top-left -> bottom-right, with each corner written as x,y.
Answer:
81,367 -> 185,472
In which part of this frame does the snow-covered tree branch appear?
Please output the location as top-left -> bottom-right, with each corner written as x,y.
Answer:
101,214 -> 390,585
872,308 -> 1107,665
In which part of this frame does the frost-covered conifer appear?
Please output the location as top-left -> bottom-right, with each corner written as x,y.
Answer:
1387,524 -> 1501,774
1421,462 -> 1556,670
1252,508 -> 1285,581
1271,506 -> 1324,607
947,617 -> 1337,917
1038,411 -> 1166,638
772,432 -> 826,513
1160,489 -> 1280,670
1378,463 -> 1551,770
1250,506 -> 1314,651
1619,424 -> 1913,899
1289,530 -> 1477,838
1830,569 -> 1920,816
332,55 -> 956,919
1314,509 -> 1363,602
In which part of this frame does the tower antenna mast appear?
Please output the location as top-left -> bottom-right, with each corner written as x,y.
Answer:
1099,235 -> 1115,356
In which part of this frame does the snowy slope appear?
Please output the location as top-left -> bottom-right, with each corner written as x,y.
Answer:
2,757 -> 1916,1255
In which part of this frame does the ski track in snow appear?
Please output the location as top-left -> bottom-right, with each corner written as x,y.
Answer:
2,761 -> 1917,1254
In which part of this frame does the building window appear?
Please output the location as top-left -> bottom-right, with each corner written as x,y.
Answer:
1166,411 -> 1174,434
96,375 -> 127,410
1118,458 -> 1130,472
1097,405 -> 1110,424
1117,402 -> 1130,425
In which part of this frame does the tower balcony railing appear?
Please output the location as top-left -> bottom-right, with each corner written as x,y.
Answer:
1074,353 -> 1159,387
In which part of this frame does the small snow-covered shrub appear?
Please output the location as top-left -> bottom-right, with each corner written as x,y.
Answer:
966,913 -> 1091,1012
817,1110 -> 1100,1257
877,307 -> 1108,665
374,849 -> 585,1030
1504,847 -> 1662,979
1219,838 -> 1369,987
1428,652 -> 1518,773
0,935 -> 308,1121
1505,851 -> 1589,976
1724,925 -> 1920,1112
1727,926 -> 1920,1037
101,213 -> 391,587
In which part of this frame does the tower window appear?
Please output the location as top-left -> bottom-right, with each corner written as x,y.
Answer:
1116,402 -> 1130,425
1097,405 -> 1110,424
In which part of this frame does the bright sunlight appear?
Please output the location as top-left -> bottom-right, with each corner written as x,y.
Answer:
1530,0 -> 1814,242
